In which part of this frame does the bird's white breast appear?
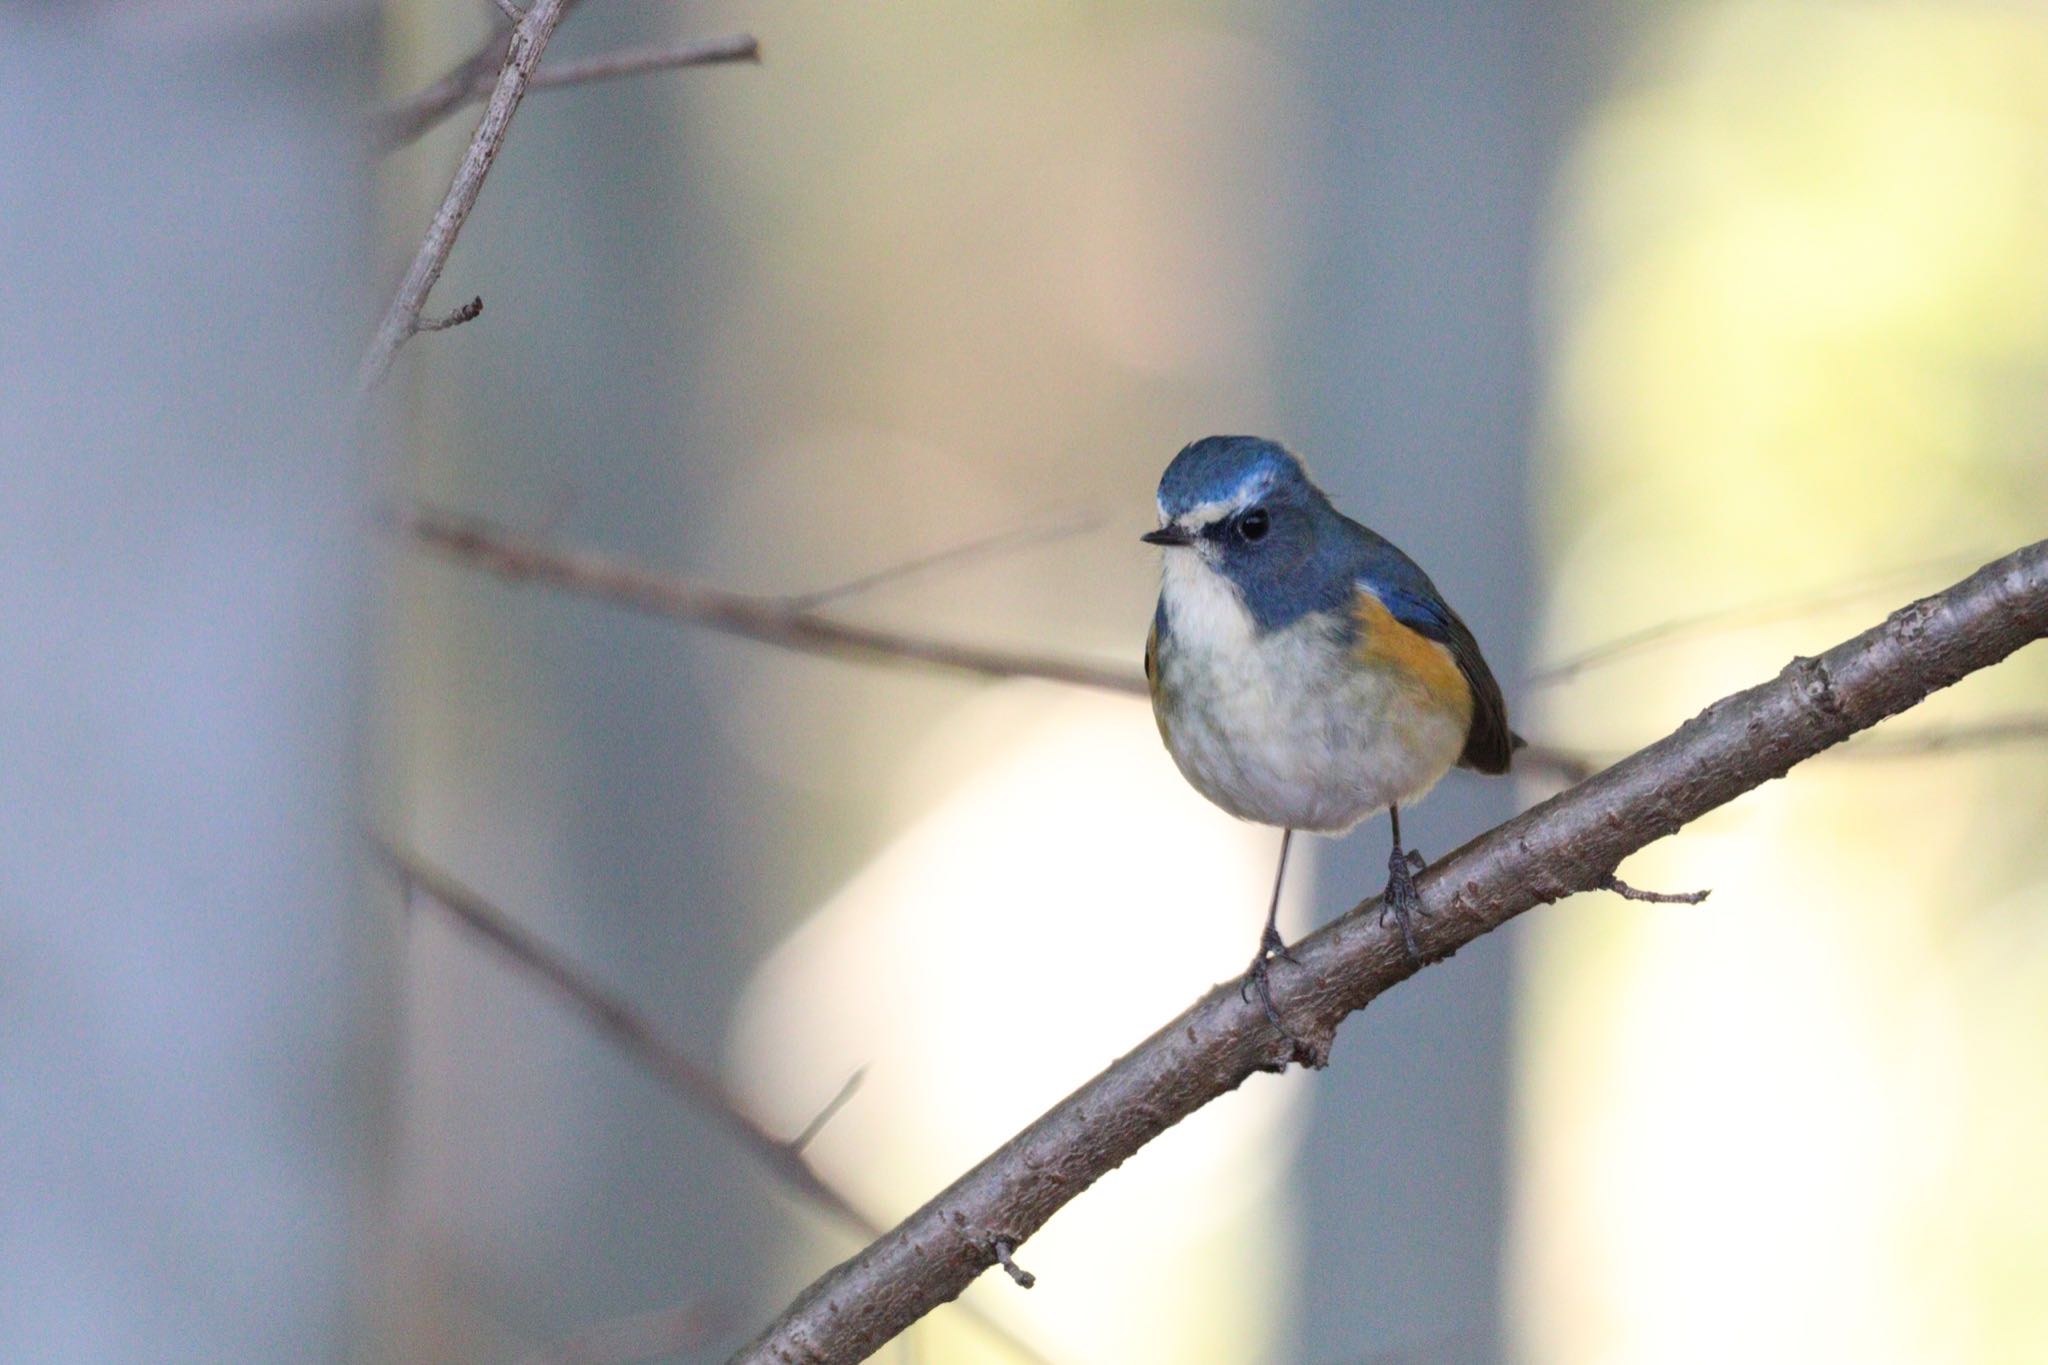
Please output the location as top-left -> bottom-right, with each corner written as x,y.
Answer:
1151,553 -> 1467,832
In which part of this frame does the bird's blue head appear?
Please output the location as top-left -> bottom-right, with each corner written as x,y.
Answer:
1143,436 -> 1356,631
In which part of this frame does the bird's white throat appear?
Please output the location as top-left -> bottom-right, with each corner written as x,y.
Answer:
1159,548 -> 1259,652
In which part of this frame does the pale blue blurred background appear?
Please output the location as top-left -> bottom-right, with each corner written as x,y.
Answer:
2,4 -> 382,1361
7,2 -> 2045,1362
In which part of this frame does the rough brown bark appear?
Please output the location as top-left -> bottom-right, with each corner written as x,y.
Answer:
729,539 -> 2048,1365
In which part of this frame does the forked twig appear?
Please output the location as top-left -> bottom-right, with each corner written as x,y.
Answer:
357,0 -> 573,391
370,32 -> 762,152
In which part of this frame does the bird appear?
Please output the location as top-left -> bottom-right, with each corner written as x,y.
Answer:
1142,435 -> 1518,1018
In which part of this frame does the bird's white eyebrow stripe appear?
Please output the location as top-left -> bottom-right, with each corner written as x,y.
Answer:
1167,498 -> 1238,528
1157,469 -> 1276,527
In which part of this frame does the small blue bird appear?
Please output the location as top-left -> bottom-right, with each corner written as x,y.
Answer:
1142,436 -> 1517,1012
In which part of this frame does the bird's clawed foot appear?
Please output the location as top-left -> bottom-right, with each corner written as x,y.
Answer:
1238,924 -> 1298,1022
1257,921 -> 1298,968
1379,844 -> 1427,958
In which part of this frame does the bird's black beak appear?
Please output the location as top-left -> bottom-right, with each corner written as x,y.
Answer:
1141,525 -> 1194,547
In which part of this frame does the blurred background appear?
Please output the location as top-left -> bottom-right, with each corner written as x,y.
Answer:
6,1 -> 2046,1362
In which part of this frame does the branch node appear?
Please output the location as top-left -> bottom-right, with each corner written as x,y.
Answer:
372,31 -> 766,155
1599,873 -> 1710,905
1294,1035 -> 1334,1071
991,1239 -> 1035,1289
1273,1014 -> 1334,1071
418,296 -> 485,333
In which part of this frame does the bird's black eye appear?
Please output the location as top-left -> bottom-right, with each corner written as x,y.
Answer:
1237,508 -> 1270,542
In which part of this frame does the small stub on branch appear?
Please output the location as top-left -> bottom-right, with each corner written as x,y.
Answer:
1599,873 -> 1710,905
418,296 -> 485,333
992,1239 -> 1035,1289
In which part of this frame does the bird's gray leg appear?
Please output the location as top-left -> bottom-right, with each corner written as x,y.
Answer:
1241,828 -> 1300,1028
1258,827 -> 1295,961
1380,803 -> 1426,958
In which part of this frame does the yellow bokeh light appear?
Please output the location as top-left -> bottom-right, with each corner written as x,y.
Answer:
728,686 -> 1309,1364
1517,3 -> 2048,1361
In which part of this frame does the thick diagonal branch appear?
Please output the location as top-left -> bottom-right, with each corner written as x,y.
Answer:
728,539 -> 2048,1365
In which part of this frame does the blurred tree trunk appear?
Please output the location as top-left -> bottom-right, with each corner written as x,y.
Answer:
0,7 -> 384,1361
1280,3 -> 1568,1360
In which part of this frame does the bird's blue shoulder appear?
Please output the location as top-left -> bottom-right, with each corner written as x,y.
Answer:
1310,515 -> 1449,641
1345,533 -> 1460,644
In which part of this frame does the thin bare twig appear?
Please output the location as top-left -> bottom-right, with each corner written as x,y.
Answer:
370,30 -> 760,152
396,505 -> 2048,782
530,35 -> 760,92
514,1298 -> 725,1365
1598,874 -> 1710,905
396,506 -> 1637,780
357,0 -> 573,392
1506,740 -> 1601,786
785,509 -> 1102,611
378,838 -> 876,1233
1528,551 -> 1982,685
380,842 -> 1059,1365
393,502 -> 1139,693
789,1067 -> 868,1154
1520,714 -> 2048,785
729,541 -> 2048,1364
370,29 -> 518,154
1830,714 -> 2048,757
